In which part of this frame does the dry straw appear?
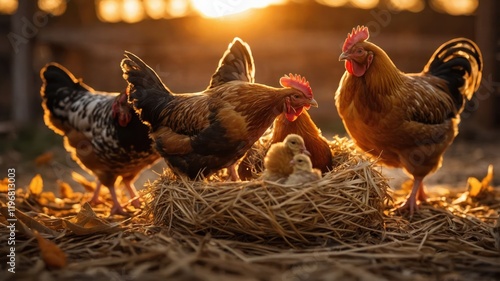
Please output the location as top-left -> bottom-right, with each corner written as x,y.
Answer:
145,137 -> 391,246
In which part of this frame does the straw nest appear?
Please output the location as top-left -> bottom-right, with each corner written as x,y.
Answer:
145,137 -> 391,245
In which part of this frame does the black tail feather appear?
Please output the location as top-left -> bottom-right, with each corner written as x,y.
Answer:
424,38 -> 483,112
40,63 -> 96,134
40,63 -> 94,118
120,51 -> 173,126
40,63 -> 91,100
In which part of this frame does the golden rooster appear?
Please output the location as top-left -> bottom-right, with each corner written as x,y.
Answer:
335,26 -> 483,215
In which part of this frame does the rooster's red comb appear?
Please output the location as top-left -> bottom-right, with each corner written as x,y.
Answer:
279,74 -> 313,98
342,25 -> 370,52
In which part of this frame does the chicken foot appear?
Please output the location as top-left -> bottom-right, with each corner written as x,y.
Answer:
398,177 -> 428,216
88,180 -> 141,216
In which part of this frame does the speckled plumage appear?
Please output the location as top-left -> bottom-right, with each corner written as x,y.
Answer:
40,63 -> 160,215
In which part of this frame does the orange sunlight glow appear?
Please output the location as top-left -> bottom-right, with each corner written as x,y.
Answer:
191,0 -> 287,18
316,0 -> 349,8
144,0 -> 166,19
121,0 -> 145,23
349,0 -> 379,9
388,0 -> 425,12
434,0 -> 478,15
97,0 -> 121,23
38,0 -> 67,16
166,0 -> 190,18
0,0 -> 18,14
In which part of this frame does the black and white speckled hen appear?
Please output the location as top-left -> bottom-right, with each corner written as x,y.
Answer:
120,37 -> 318,180
40,63 -> 160,216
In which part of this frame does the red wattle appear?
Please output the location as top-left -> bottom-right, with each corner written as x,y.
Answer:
345,61 -> 354,75
346,60 -> 367,77
119,113 -> 131,127
285,106 -> 305,122
285,112 -> 297,122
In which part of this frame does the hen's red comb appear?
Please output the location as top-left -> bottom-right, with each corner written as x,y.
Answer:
279,73 -> 313,98
342,25 -> 370,52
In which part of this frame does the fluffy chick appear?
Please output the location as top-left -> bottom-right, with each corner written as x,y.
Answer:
262,134 -> 309,182
285,154 -> 322,185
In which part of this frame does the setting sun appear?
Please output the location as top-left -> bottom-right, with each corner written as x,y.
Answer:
191,0 -> 287,18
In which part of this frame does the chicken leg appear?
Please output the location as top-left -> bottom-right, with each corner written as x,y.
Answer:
88,181 -> 105,205
88,180 -> 140,216
227,164 -> 240,181
107,185 -> 129,216
123,179 -> 141,208
398,177 -> 428,216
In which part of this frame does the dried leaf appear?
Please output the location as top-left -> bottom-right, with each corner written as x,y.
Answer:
34,231 -> 67,268
0,207 -> 59,237
29,174 -> 44,196
467,165 -> 495,199
0,178 -> 8,192
63,203 -> 120,235
35,152 -> 54,166
481,164 -> 494,189
58,180 -> 74,199
40,191 -> 56,203
467,177 -> 482,197
71,172 -> 95,192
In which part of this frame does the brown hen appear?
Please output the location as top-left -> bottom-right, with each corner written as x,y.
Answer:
121,38 -> 318,180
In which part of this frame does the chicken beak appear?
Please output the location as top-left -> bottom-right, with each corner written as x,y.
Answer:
309,98 -> 318,108
303,148 -> 311,156
339,52 -> 349,61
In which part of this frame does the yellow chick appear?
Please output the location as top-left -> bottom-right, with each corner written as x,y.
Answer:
262,134 -> 309,182
285,153 -> 322,185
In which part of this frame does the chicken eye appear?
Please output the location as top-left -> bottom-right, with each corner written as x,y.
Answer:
356,48 -> 363,54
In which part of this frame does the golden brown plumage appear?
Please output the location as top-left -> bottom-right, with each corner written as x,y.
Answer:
335,26 -> 483,215
121,38 -> 317,180
262,134 -> 309,182
285,154 -> 322,185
